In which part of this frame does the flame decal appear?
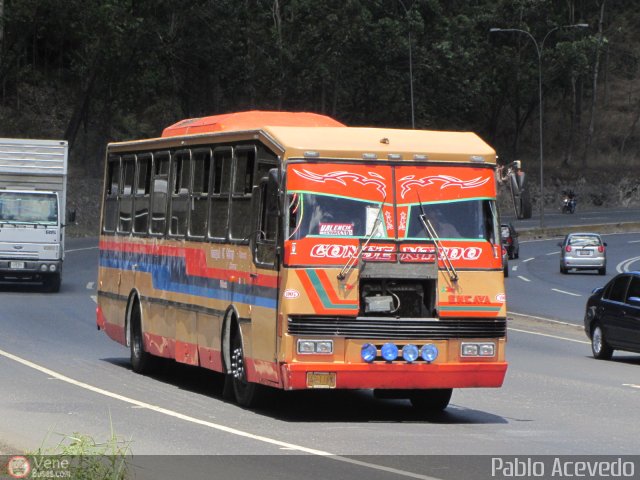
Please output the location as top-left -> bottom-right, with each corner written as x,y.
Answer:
293,169 -> 387,198
399,174 -> 490,198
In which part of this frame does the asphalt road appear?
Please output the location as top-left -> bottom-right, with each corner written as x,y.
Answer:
506,231 -> 640,325
1,220 -> 640,479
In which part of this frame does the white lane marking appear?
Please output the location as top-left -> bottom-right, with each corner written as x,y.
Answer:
90,296 -> 97,304
617,256 -> 640,273
622,384 -> 640,389
508,328 -> 589,345
66,246 -> 99,253
546,251 -> 560,256
517,276 -> 531,282
551,288 -> 582,297
0,348 -> 440,480
508,311 -> 580,327
522,258 -> 534,263
512,265 -> 518,272
86,282 -> 95,290
629,240 -> 640,244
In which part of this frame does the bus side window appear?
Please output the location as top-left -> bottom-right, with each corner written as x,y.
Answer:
151,152 -> 170,235
229,146 -> 255,241
117,155 -> 135,234
103,156 -> 120,233
189,148 -> 211,238
169,150 -> 191,237
208,148 -> 231,239
133,153 -> 152,234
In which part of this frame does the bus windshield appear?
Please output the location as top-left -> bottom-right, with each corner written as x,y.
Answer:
288,192 -> 387,240
406,199 -> 496,241
0,192 -> 58,225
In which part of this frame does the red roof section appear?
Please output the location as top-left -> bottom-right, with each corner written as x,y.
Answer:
161,110 -> 345,137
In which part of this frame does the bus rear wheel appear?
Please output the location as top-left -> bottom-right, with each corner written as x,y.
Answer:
409,388 -> 452,411
230,330 -> 264,408
129,300 -> 156,374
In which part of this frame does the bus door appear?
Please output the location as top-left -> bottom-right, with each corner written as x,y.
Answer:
248,170 -> 280,385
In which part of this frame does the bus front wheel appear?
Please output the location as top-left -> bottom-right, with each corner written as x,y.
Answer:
129,300 -> 156,374
409,388 -> 452,411
230,330 -> 264,408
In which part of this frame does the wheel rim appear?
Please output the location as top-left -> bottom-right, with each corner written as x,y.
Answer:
593,327 -> 603,354
231,342 -> 247,385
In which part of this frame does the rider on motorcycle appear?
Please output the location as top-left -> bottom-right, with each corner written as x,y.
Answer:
561,190 -> 576,214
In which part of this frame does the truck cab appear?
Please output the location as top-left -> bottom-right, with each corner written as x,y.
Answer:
0,189 -> 63,291
0,138 -> 68,292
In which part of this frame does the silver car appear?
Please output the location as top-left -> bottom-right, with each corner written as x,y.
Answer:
559,233 -> 607,275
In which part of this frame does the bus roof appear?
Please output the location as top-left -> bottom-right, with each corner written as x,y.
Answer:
113,111 -> 495,164
162,110 -> 345,137
264,126 -> 496,164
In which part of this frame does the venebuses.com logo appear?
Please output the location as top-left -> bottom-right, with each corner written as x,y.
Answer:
6,456 -> 31,479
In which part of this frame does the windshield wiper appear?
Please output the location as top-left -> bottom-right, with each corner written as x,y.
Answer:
417,195 -> 458,283
337,198 -> 385,281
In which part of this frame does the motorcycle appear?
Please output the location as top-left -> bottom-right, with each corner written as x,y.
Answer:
561,190 -> 576,214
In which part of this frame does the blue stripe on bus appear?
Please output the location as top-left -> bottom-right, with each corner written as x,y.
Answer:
99,252 -> 277,309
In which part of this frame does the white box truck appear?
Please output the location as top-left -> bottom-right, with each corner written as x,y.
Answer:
0,138 -> 70,292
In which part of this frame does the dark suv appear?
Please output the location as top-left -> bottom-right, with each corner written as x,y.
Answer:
584,272 -> 640,360
500,223 -> 519,259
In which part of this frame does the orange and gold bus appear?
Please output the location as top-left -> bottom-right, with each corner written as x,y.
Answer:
97,110 -> 507,410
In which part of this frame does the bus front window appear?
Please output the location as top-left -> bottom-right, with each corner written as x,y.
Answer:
406,199 -> 494,241
288,192 -> 387,240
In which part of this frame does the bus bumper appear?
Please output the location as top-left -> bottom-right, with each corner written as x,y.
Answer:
280,361 -> 507,390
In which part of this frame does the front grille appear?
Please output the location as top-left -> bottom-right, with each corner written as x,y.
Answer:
0,251 -> 39,260
288,316 -> 506,339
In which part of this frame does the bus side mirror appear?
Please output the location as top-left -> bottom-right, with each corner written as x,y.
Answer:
68,209 -> 77,223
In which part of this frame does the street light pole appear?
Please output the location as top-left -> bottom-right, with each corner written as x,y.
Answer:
398,0 -> 415,128
489,24 -> 588,228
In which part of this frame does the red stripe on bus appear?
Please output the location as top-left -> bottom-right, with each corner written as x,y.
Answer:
295,270 -> 326,312
281,362 -> 507,390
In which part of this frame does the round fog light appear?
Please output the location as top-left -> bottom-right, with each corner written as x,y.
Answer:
40,264 -> 48,272
361,343 -> 377,363
49,264 -> 57,272
381,342 -> 398,362
402,344 -> 419,363
421,344 -> 439,363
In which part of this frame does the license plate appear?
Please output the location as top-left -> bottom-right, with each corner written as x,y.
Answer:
10,261 -> 25,269
306,372 -> 336,389
579,250 -> 591,256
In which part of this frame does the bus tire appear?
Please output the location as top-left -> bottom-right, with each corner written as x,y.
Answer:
230,328 -> 264,408
409,388 -> 452,411
129,299 -> 157,374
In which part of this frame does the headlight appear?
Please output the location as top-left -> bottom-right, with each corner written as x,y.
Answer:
49,264 -> 57,272
361,343 -> 377,363
380,343 -> 399,362
461,342 -> 496,357
421,344 -> 439,363
402,344 -> 419,363
40,264 -> 48,272
297,339 -> 333,355
297,340 -> 315,354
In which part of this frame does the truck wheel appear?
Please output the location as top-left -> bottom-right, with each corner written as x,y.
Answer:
230,328 -> 264,408
410,388 -> 452,411
44,273 -> 61,293
129,300 -> 156,374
